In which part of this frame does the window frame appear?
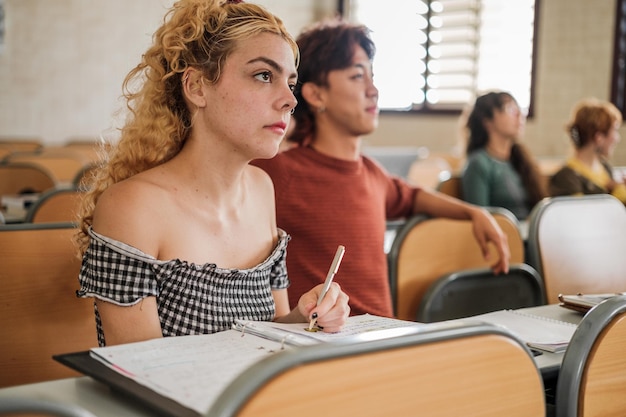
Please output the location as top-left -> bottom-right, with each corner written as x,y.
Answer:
337,0 -> 541,118
611,0 -> 626,119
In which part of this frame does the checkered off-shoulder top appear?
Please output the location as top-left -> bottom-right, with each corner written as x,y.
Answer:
77,227 -> 291,346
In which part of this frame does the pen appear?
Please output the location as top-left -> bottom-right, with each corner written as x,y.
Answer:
308,245 -> 345,330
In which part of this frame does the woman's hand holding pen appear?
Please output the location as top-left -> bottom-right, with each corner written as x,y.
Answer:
297,283 -> 350,333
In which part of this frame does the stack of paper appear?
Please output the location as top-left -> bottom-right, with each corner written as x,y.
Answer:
463,309 -> 577,353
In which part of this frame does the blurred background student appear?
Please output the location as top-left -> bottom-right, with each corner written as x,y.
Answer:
549,97 -> 626,203
461,91 -> 547,220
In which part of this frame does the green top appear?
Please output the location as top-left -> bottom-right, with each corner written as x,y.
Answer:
461,149 -> 530,219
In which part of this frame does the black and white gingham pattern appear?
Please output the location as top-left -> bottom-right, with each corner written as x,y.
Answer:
77,228 -> 290,346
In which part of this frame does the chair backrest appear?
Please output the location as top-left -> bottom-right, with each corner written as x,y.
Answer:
388,207 -> 525,320
0,138 -> 43,153
556,295 -> 626,417
0,222 -> 98,388
436,174 -> 462,199
526,195 -> 626,304
416,263 -> 546,323
25,187 -> 83,223
0,148 -> 11,161
7,152 -> 89,184
210,322 -> 546,417
0,162 -> 57,196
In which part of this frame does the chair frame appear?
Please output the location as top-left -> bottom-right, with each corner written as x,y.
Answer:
556,295 -> 626,417
416,263 -> 546,322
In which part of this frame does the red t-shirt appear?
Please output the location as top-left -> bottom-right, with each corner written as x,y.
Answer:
252,146 -> 418,317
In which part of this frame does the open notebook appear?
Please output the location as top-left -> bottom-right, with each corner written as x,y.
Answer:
54,314 -> 425,417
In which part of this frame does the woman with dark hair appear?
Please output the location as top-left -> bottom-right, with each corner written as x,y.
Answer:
461,91 -> 547,220
253,20 -> 510,318
549,97 -> 625,202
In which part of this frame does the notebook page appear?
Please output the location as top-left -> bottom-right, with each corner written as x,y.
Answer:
90,330 -> 285,415
465,309 -> 577,352
234,314 -> 425,345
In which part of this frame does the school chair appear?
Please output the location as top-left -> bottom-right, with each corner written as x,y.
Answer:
555,295 -> 626,417
416,263 -> 546,322
24,186 -> 83,223
210,321 -> 546,417
6,150 -> 90,184
388,207 -> 525,321
61,140 -> 108,164
0,222 -> 98,388
0,161 -> 56,196
0,138 -> 43,153
436,174 -> 462,199
0,148 -> 10,161
526,195 -> 626,304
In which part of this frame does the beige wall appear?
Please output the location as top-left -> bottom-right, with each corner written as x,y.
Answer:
1,0 -> 625,165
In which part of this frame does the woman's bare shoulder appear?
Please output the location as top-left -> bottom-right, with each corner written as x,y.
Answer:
92,174 -> 170,252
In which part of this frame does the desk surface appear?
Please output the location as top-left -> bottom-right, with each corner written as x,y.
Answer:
0,377 -> 154,417
517,304 -> 585,380
0,304 -> 586,416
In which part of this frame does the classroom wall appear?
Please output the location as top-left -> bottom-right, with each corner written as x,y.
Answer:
1,0 -> 624,165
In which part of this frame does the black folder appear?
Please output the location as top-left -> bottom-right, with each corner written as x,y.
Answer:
53,351 -> 201,417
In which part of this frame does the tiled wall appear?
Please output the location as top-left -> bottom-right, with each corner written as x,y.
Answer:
1,0 -> 624,165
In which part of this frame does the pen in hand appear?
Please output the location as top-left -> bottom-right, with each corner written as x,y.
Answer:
308,245 -> 345,331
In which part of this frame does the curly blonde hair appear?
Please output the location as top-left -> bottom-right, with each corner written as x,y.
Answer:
75,0 -> 298,255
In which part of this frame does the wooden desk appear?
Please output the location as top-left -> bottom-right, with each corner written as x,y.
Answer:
0,305 -> 582,417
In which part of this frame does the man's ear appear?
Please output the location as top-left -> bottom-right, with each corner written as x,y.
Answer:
301,82 -> 326,112
182,68 -> 207,108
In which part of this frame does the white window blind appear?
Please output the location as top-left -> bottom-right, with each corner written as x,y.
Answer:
345,0 -> 537,112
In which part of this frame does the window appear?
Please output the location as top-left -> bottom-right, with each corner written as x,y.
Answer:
341,0 -> 538,114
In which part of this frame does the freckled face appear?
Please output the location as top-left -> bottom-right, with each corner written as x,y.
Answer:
200,32 -> 298,160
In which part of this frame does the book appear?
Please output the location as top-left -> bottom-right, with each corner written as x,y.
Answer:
462,309 -> 578,353
54,314 -> 424,417
558,293 -> 626,313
